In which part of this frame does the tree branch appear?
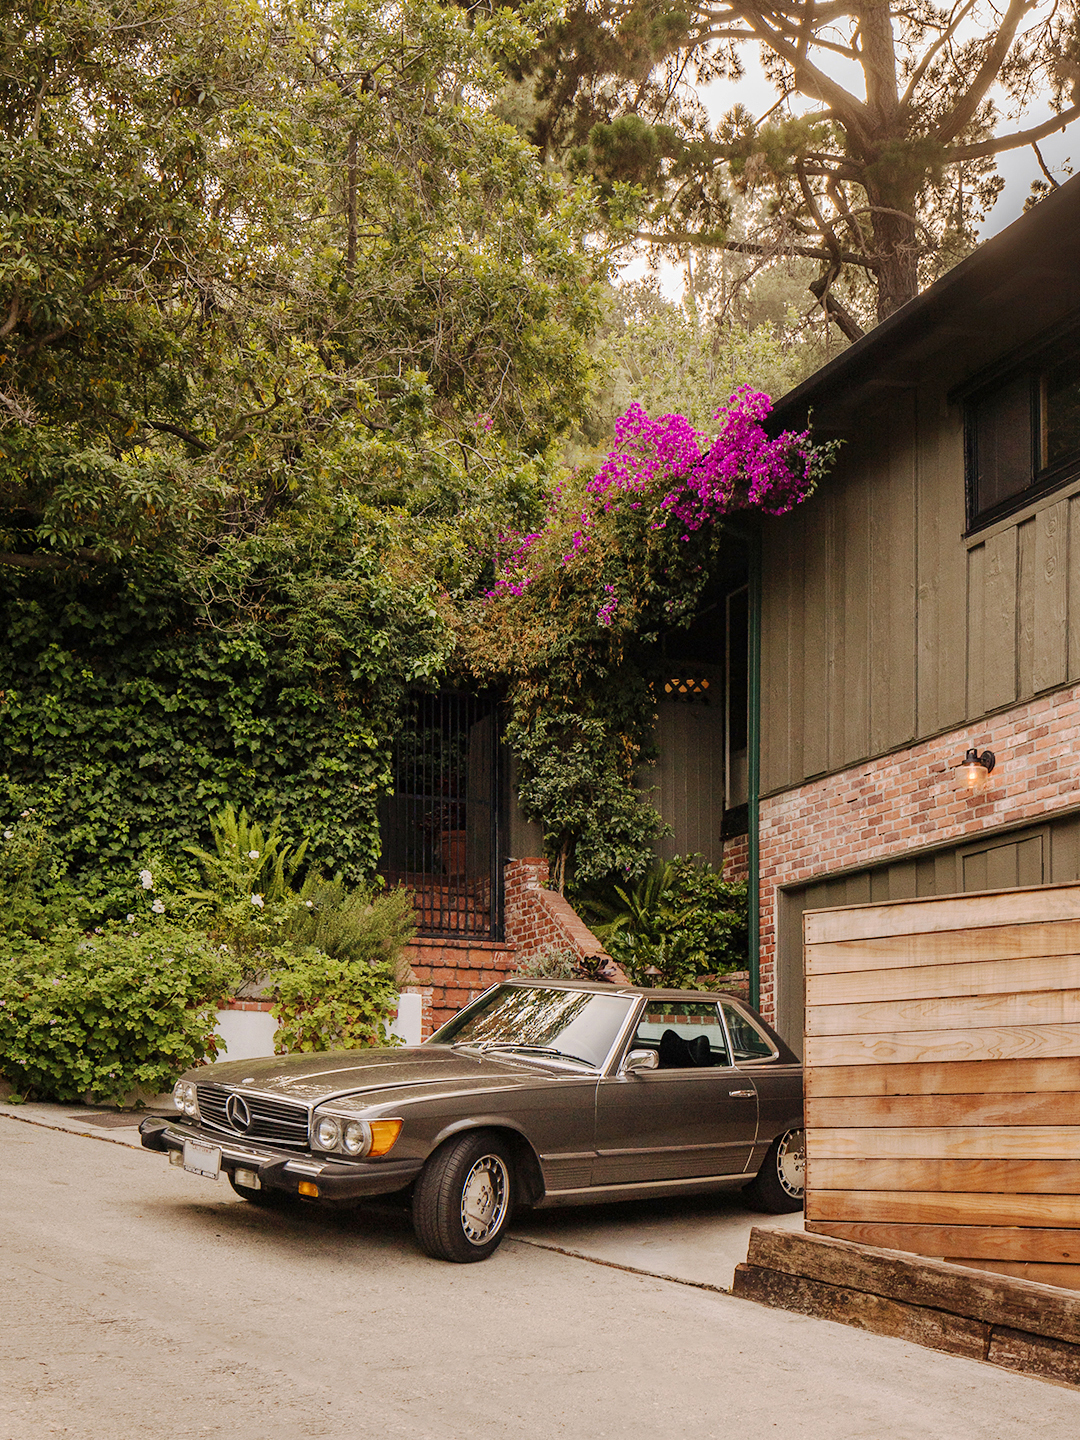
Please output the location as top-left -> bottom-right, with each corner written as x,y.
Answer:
935,0 -> 1037,145
948,101 -> 1080,160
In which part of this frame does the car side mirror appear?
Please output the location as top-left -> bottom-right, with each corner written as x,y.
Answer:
623,1049 -> 659,1075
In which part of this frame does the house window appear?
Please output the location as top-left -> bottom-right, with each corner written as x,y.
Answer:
967,341 -> 1080,528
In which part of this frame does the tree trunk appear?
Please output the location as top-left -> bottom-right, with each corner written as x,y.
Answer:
871,204 -> 920,322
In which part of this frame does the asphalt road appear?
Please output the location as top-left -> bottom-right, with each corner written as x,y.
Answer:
2,1115 -> 1078,1440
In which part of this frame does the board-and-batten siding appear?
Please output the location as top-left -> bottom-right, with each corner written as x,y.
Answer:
761,387 -> 1080,796
804,885 -> 1080,1291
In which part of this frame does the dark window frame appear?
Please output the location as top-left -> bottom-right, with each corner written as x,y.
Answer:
963,327 -> 1080,533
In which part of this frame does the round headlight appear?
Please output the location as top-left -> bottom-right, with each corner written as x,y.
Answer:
314,1115 -> 342,1151
343,1120 -> 371,1157
172,1081 -> 185,1113
174,1081 -> 198,1117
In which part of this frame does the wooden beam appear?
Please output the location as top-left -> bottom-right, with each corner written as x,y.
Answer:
747,1226 -> 1080,1339
806,922 -> 1080,977
807,1188 -> 1080,1229
809,1125 -> 1080,1160
732,1264 -> 989,1359
806,1091 -> 1080,1129
807,988 -> 1080,1037
807,952 -> 1080,1006
807,1157 -> 1080,1195
805,1022 -> 1080,1067
804,887 -> 1080,945
806,1219 -> 1080,1264
806,1057 -> 1080,1098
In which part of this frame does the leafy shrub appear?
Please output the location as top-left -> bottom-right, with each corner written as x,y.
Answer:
286,875 -> 416,988
513,944 -> 584,980
0,924 -> 240,1105
268,879 -> 416,1050
583,855 -> 748,989
0,791 -> 85,940
267,946 -> 400,1053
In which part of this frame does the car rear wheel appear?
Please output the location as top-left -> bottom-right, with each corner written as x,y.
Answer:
412,1130 -> 515,1263
743,1127 -> 805,1214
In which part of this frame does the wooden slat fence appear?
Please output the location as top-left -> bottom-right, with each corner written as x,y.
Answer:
804,882 -> 1080,1292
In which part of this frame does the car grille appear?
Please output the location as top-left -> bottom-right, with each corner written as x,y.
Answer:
196,1084 -> 309,1149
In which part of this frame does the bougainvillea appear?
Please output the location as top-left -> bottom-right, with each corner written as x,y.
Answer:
488,387 -> 825,624
464,388 -> 838,891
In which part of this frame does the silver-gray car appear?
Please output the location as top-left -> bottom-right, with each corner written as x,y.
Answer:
140,979 -> 804,1262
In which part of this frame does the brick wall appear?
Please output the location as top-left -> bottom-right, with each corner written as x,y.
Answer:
757,681 -> 1080,1025
722,832 -> 749,881
403,939 -> 515,1038
403,857 -> 618,1037
504,857 -> 619,974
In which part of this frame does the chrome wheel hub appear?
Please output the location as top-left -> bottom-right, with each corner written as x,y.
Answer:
460,1155 -> 510,1245
777,1129 -> 806,1198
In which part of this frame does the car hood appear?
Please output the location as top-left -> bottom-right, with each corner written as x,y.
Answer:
189,1045 -> 581,1104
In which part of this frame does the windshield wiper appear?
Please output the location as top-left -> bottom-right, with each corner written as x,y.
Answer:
480,1043 -> 594,1067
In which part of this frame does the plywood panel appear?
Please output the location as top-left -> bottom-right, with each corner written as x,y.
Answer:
760,519 -> 793,794
808,1190 -> 1080,1229
1070,492 -> 1080,682
982,525 -> 1019,711
805,1057 -> 1080,1098
807,952 -> 1080,1007
1017,515 -> 1036,699
806,920 -> 1080,974
805,1022 -> 1080,1067
806,988 -> 1080,1037
801,495 -> 830,779
836,444 -> 869,771
1032,499 -> 1069,694
807,1220 -> 1080,1263
966,540 -> 986,718
809,1126 -> 1080,1160
804,887 -> 1080,944
915,391 -> 967,736
806,1091 -> 1080,1130
808,1158 -> 1080,1195
870,398 -> 916,755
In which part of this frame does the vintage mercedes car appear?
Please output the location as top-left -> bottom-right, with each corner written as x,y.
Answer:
139,979 -> 804,1263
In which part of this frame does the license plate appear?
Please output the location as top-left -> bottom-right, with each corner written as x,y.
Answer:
183,1139 -> 221,1179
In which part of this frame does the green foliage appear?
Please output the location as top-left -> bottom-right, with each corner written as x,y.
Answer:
1,0 -> 604,571
0,924 -> 240,1105
512,944 -> 583,980
267,945 -> 401,1053
583,855 -> 748,988
286,874 -> 416,990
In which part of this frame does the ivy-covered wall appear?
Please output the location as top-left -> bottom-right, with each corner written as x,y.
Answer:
0,527 -> 452,910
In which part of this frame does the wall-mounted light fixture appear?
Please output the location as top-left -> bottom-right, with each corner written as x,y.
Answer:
958,747 -> 996,792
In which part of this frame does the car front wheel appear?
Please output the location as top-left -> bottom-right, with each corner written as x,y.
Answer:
743,1127 -> 805,1214
412,1130 -> 515,1262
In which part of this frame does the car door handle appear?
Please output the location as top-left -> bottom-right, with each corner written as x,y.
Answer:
728,1089 -> 754,1098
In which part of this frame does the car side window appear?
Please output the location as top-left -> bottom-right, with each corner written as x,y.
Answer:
720,1001 -> 778,1063
632,1000 -> 730,1068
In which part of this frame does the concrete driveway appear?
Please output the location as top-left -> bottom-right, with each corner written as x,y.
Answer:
4,1099 -> 799,1291
4,1106 -> 1080,1440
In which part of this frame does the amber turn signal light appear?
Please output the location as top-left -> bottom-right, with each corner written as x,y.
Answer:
368,1120 -> 403,1157
297,1181 -> 320,1198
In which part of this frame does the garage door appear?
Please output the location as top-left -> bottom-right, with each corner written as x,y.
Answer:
773,814 -> 1080,1057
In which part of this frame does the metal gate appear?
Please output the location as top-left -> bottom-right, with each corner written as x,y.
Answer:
378,691 -> 504,939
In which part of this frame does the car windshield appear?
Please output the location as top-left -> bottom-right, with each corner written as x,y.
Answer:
431,986 -> 635,1070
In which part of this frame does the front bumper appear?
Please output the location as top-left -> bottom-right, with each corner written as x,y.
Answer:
139,1116 -> 423,1200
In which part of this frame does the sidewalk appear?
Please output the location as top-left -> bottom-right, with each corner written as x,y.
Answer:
0,1098 -> 799,1290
